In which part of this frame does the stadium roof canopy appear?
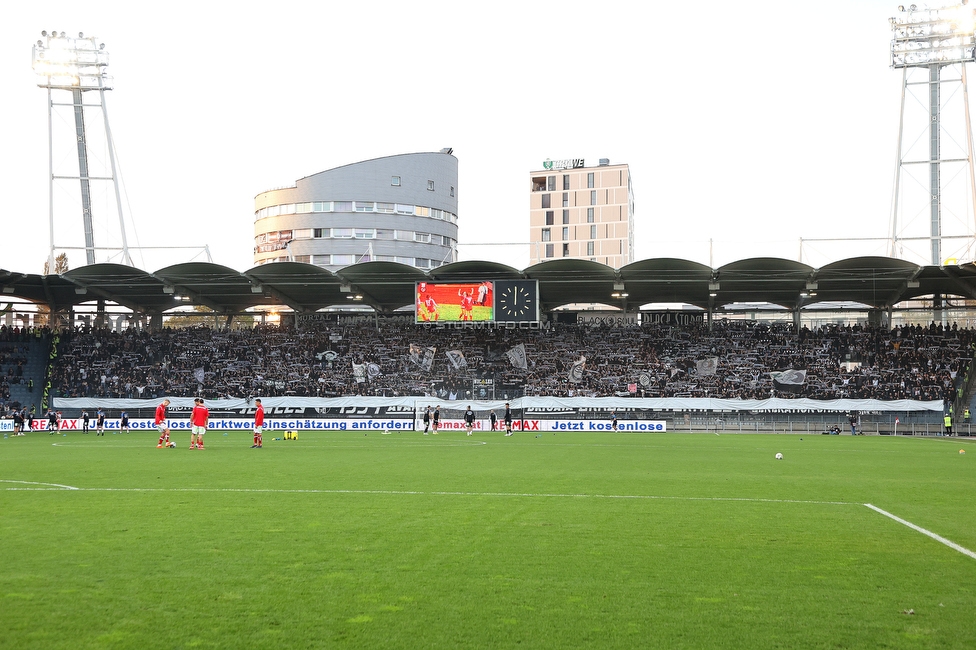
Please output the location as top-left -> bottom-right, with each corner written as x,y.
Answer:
2,256 -> 976,316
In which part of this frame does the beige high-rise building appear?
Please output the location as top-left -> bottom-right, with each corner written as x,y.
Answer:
529,158 -> 634,267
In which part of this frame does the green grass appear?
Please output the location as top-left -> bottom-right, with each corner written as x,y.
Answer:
2,430 -> 975,649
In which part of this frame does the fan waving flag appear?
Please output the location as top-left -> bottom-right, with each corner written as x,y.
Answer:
771,369 -> 807,393
696,357 -> 718,376
506,344 -> 528,370
569,356 -> 587,383
446,350 -> 467,370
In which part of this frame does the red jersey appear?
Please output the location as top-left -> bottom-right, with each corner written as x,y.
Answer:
461,294 -> 474,311
191,404 -> 209,427
154,403 -> 167,425
254,404 -> 264,427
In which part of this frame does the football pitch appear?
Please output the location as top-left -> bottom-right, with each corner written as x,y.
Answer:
2,430 -> 975,649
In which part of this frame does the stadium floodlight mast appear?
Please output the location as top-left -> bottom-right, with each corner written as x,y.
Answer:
32,31 -> 132,269
889,2 -> 976,267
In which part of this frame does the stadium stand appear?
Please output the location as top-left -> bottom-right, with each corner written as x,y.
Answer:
46,321 -> 973,404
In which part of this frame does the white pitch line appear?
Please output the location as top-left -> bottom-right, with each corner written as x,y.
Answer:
864,503 -> 976,561
0,479 -> 79,490
0,483 -> 853,505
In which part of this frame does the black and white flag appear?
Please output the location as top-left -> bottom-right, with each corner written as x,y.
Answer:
506,344 -> 528,370
568,355 -> 587,383
446,350 -> 467,370
366,363 -> 382,380
409,344 -> 423,366
638,372 -> 651,387
696,357 -> 718,376
422,346 -> 437,373
352,362 -> 367,384
771,369 -> 806,393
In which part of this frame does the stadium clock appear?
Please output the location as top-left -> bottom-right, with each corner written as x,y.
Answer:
495,280 -> 538,322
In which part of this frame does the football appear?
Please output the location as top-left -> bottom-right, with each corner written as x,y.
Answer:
960,449 -> 966,455
775,453 -> 783,460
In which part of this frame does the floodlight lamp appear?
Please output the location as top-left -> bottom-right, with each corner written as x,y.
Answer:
1,287 -> 15,294
250,284 -> 263,293
709,292 -> 718,297
162,285 -> 175,294
74,287 -> 87,295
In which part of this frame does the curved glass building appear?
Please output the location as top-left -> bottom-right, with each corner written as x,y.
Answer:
254,150 -> 458,271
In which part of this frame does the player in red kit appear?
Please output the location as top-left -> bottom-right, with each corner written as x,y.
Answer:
155,399 -> 171,447
190,398 -> 209,449
419,294 -> 439,321
252,398 -> 264,448
458,289 -> 474,320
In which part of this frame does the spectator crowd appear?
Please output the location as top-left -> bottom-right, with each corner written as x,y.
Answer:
44,320 -> 974,403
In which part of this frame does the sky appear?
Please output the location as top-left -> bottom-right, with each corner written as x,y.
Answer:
1,0 -> 969,276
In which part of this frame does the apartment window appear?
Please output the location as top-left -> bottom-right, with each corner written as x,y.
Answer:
294,255 -> 310,264
547,176 -> 556,191
587,172 -> 595,188
355,201 -> 374,212
415,232 -> 431,243
392,176 -> 401,186
587,241 -> 595,256
590,190 -> 597,205
297,203 -> 313,214
563,174 -> 570,190
545,210 -> 554,225
563,209 -> 569,224
562,192 -> 569,207
332,254 -> 355,266
590,225 -> 597,239
415,206 -> 430,217
427,180 -> 435,191
545,243 -> 554,258
354,229 -> 375,239
541,228 -> 551,242
335,201 -> 353,212
450,186 -> 455,197
313,228 -> 328,238
531,176 -> 546,191
396,204 -> 414,214
563,243 -> 570,257
333,228 -> 353,238
562,227 -> 569,240
587,208 -> 594,223
541,194 -> 551,209
313,201 -> 331,212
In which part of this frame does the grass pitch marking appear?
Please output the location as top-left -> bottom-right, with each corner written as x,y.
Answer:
0,479 -> 79,490
864,503 -> 976,561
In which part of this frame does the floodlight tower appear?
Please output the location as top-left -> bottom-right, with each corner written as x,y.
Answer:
31,31 -> 131,268
889,2 -> 976,265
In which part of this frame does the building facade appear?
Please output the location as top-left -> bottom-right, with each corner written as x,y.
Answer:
528,158 -> 634,267
254,151 -> 458,271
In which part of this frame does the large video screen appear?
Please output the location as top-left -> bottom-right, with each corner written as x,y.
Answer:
415,282 -> 494,322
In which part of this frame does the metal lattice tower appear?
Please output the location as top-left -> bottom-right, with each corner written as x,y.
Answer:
32,31 -> 131,269
889,2 -> 976,265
